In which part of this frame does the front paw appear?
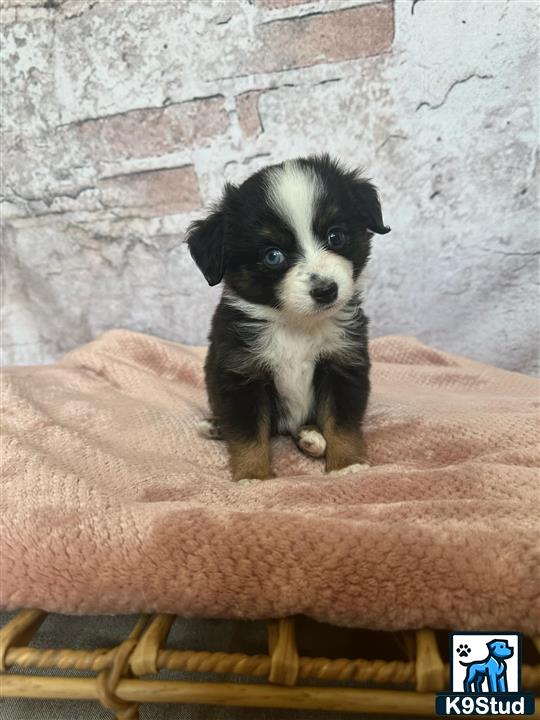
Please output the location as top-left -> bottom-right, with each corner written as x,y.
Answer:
237,475 -> 274,485
230,460 -> 274,483
234,470 -> 275,483
323,426 -> 368,474
229,438 -> 272,482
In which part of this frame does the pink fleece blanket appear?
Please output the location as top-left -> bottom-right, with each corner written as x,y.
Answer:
1,330 -> 539,633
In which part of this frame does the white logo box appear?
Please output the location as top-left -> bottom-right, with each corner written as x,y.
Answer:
450,633 -> 520,693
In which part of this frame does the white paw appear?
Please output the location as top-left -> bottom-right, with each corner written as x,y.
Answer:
329,462 -> 370,476
237,477 -> 264,485
297,428 -> 327,458
196,418 -> 222,439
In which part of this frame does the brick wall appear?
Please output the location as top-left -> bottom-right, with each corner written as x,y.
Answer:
1,0 -> 538,373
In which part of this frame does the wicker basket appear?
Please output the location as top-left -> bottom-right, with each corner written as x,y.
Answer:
1,610 -> 539,718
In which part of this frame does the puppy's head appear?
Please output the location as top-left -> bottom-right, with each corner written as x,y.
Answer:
187,154 -> 390,318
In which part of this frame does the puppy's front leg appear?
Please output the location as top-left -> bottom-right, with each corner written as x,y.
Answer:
216,377 -> 272,482
323,418 -> 368,473
228,435 -> 272,482
316,363 -> 370,473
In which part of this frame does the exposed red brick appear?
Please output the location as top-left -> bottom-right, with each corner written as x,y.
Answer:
75,96 -> 228,161
99,166 -> 201,216
236,91 -> 264,138
253,3 -> 394,73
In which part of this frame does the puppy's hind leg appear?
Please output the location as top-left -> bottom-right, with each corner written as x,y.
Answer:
295,425 -> 326,458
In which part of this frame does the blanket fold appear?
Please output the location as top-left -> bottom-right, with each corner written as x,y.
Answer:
1,330 -> 538,632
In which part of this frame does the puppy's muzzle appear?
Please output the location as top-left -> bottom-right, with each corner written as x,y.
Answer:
310,277 -> 338,306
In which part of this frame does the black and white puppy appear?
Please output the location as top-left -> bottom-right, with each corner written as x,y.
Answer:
188,154 -> 390,481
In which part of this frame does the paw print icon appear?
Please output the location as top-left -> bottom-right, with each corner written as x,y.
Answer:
457,643 -> 471,658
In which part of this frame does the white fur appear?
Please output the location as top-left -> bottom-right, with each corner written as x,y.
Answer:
222,291 -> 279,322
297,427 -> 326,458
329,462 -> 370,475
278,251 -> 354,318
225,290 -> 363,433
221,161 -> 365,435
267,160 -> 321,253
196,418 -> 222,439
255,316 -> 364,433
267,161 -> 355,318
253,317 -> 329,432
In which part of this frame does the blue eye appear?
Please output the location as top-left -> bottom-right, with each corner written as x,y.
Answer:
263,248 -> 286,268
326,227 -> 347,249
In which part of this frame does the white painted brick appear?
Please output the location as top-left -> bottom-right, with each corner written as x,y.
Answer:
1,0 -> 538,374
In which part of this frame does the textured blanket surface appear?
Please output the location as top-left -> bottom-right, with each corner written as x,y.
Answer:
1,330 -> 539,632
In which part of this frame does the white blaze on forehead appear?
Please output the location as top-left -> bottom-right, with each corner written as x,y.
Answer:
267,161 -> 322,257
266,160 -> 355,319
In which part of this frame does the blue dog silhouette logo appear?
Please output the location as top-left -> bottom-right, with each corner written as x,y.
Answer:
458,639 -> 514,693
436,632 -> 535,715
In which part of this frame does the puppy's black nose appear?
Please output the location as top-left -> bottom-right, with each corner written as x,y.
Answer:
310,279 -> 338,306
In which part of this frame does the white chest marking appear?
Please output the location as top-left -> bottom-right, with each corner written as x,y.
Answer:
223,291 -> 363,434
255,317 -> 345,433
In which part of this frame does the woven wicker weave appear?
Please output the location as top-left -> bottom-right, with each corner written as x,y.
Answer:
1,611 -> 539,718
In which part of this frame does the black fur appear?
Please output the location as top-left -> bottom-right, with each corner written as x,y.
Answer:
187,154 -> 389,458
204,299 -> 370,440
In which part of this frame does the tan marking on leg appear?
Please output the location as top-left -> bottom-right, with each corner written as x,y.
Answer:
228,438 -> 273,481
227,409 -> 272,482
322,415 -> 369,473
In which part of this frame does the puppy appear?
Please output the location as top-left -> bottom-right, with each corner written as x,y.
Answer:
188,154 -> 390,481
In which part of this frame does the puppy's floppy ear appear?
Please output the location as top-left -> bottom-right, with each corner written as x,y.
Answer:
187,210 -> 225,286
186,184 -> 235,286
355,179 -> 391,235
